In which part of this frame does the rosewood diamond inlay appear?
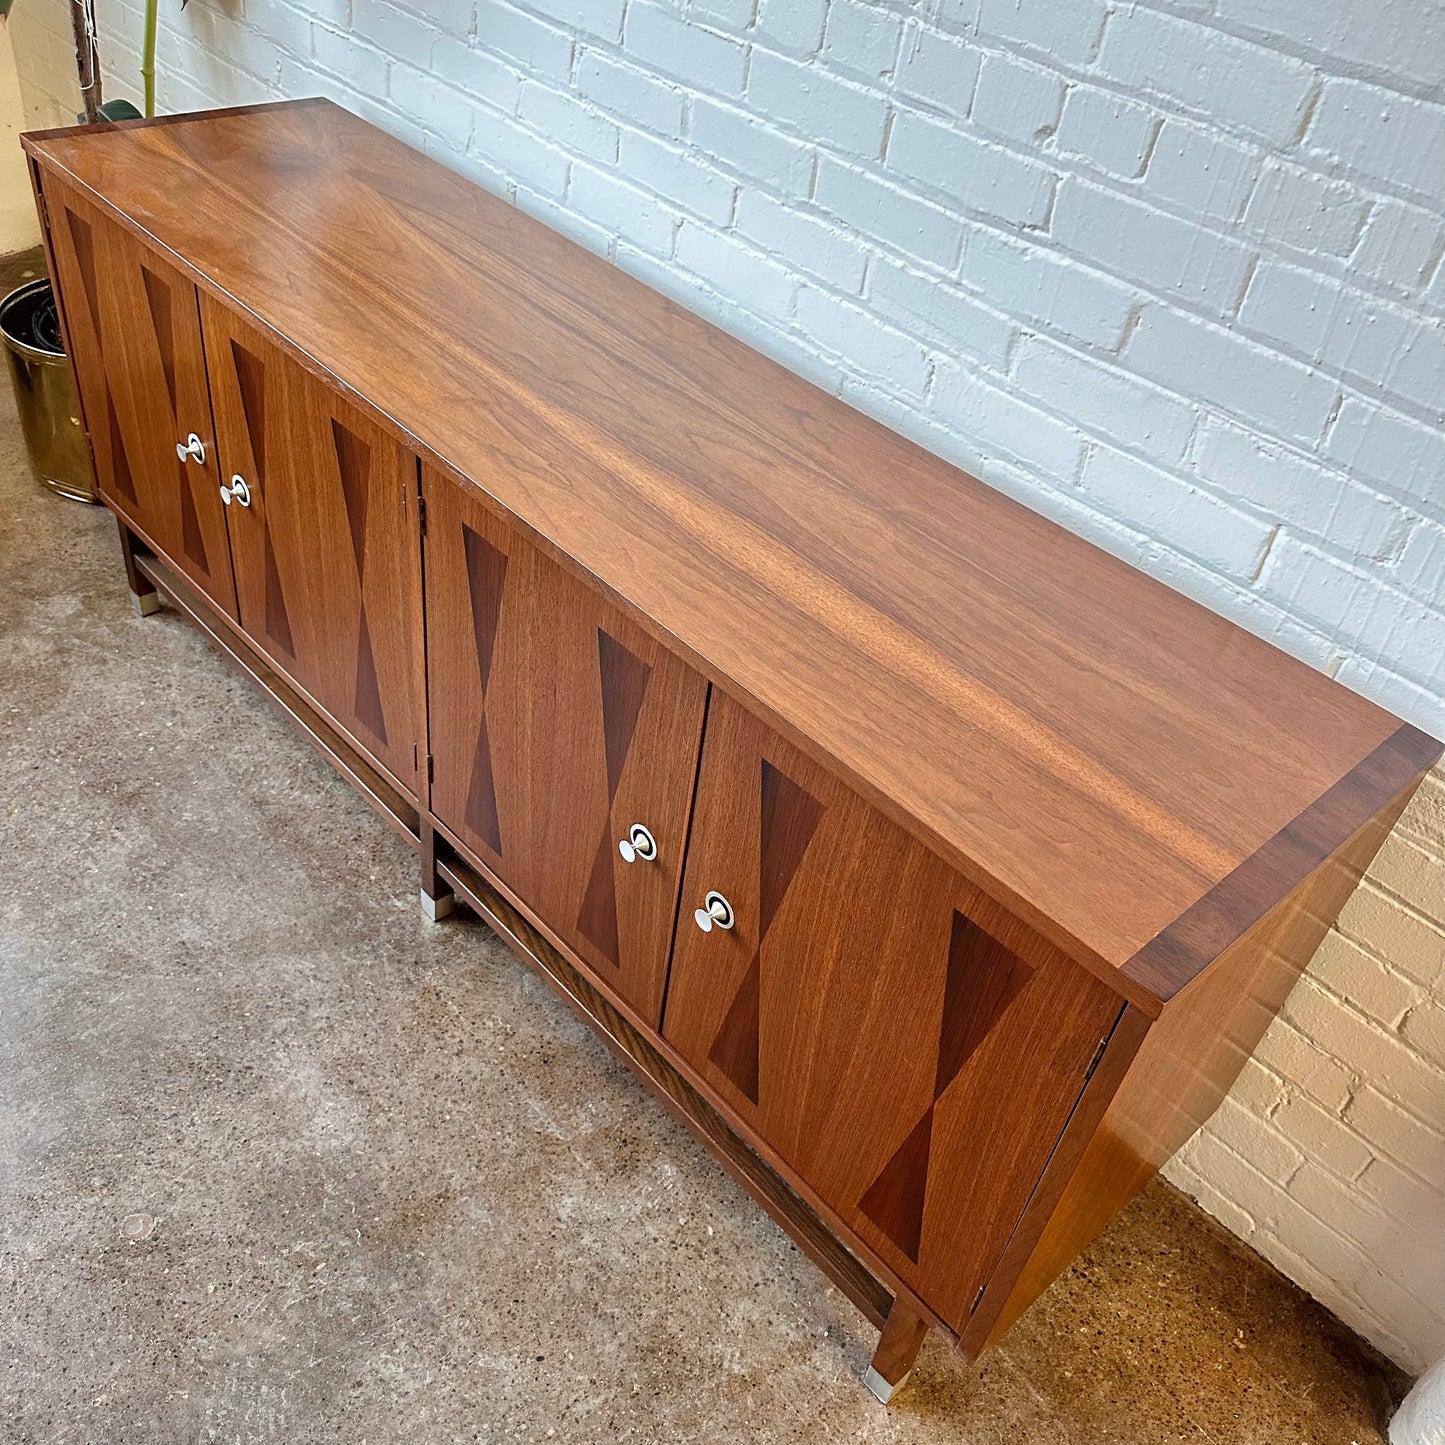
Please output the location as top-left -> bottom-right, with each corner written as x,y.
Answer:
105,394 -> 137,505
65,209 -> 100,330
142,267 -> 177,408
461,523 -> 508,853
576,629 -> 653,967
332,419 -> 386,743
858,912 -> 1034,1263
707,761 -> 823,1104
140,265 -> 208,575
230,342 -> 295,658
231,340 -> 267,475
262,530 -> 294,656
63,208 -> 137,505
598,630 -> 651,798
177,473 -> 208,573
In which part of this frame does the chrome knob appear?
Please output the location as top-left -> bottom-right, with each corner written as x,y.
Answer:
220,475 -> 251,507
175,432 -> 206,464
618,823 -> 657,864
694,890 -> 734,933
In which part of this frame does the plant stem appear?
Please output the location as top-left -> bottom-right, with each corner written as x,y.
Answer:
141,0 -> 156,117
69,0 -> 101,122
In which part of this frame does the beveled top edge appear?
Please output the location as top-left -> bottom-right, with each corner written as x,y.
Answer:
21,96 -> 327,151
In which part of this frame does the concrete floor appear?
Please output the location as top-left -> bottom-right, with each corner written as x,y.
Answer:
0,258 -> 1411,1444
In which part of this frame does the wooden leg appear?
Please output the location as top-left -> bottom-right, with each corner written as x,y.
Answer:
419,817 -> 455,921
864,1300 -> 929,1404
118,521 -> 160,617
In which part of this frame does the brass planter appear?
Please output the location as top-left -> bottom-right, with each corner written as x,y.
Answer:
0,279 -> 96,503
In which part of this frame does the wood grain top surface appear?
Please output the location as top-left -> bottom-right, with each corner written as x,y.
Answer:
27,100 -> 1439,1006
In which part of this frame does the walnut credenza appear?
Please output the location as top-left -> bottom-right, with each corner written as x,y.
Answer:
25,100 -> 1440,1403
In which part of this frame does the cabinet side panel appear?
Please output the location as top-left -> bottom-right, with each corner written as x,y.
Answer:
970,771 -> 1423,1352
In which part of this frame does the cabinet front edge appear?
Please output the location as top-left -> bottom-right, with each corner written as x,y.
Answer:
959,999 -> 1151,1357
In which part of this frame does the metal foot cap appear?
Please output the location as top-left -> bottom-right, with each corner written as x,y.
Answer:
420,888 -> 455,922
863,1365 -> 909,1404
861,1364 -> 907,1398
131,590 -> 161,617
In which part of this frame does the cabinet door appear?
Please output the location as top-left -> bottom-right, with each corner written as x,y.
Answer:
44,178 -> 236,618
663,692 -> 1124,1332
423,468 -> 708,1025
199,295 -> 423,792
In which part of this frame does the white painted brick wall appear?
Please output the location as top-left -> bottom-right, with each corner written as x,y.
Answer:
8,0 -> 1445,1375
1171,772 -> 1445,1373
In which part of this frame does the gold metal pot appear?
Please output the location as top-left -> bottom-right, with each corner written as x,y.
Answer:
0,278 -> 96,503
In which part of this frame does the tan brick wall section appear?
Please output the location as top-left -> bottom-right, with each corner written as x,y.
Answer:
1165,762 -> 1445,1374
